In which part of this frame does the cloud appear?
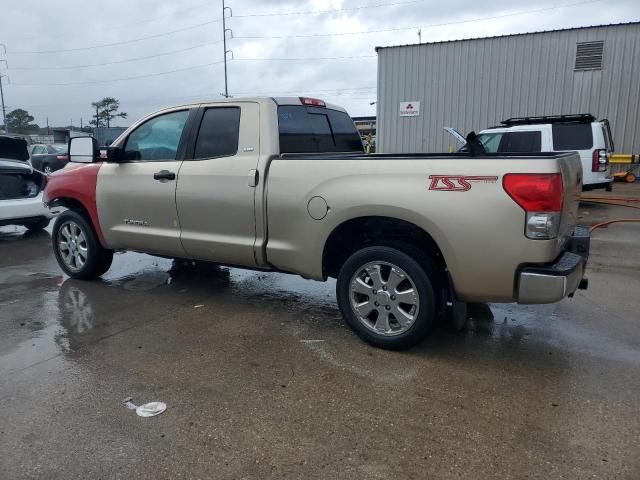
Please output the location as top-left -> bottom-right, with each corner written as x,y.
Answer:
0,0 -> 638,126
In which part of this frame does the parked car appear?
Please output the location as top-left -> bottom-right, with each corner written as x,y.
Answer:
30,143 -> 70,174
446,114 -> 614,191
44,97 -> 589,349
0,136 -> 55,230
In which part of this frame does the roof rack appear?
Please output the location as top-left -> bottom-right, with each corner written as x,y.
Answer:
501,114 -> 595,126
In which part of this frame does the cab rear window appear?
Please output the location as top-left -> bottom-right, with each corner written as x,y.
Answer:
278,106 -> 363,154
552,123 -> 593,150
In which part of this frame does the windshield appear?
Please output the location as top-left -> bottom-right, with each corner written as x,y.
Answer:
51,144 -> 68,153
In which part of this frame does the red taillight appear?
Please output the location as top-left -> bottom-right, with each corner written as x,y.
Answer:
503,173 -> 564,212
57,154 -> 69,162
299,97 -> 326,107
592,149 -> 608,172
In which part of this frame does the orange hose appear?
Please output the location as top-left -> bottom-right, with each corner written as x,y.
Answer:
590,218 -> 640,232
581,195 -> 640,202
581,199 -> 640,210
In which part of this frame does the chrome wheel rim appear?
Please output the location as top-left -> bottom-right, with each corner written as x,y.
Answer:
44,165 -> 53,174
57,221 -> 88,272
349,261 -> 419,336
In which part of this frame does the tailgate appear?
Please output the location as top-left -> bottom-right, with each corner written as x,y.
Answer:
557,152 -> 583,249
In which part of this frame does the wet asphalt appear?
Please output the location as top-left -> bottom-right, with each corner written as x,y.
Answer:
1,187 -> 639,479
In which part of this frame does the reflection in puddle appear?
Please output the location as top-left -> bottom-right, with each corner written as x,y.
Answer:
60,285 -> 94,335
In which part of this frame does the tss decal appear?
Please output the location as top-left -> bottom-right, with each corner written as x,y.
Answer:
428,175 -> 499,192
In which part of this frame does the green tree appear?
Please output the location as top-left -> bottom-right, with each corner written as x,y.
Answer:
6,109 -> 39,133
90,97 -> 127,128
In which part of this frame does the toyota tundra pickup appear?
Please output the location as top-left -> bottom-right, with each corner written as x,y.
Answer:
43,97 -> 589,349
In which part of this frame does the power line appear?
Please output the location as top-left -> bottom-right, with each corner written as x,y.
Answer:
232,87 -> 376,95
9,18 -> 222,54
8,41 -> 223,70
234,0 -> 604,40
119,1 -> 220,28
232,0 -> 425,18
234,55 -> 376,62
11,88 -> 377,109
11,61 -> 225,86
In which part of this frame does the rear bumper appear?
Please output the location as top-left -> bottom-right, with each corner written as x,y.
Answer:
517,227 -> 590,304
582,179 -> 613,191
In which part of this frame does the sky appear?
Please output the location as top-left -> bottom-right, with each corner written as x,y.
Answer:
1,0 -> 638,127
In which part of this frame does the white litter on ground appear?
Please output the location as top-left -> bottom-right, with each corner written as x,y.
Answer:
122,397 -> 167,418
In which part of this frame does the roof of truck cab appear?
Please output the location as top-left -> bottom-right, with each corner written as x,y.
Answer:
154,96 -> 348,113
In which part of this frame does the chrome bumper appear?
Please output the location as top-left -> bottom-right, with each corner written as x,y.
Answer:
517,227 -> 590,304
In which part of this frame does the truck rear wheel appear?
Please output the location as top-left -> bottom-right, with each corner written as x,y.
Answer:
336,246 -> 436,350
52,210 -> 113,279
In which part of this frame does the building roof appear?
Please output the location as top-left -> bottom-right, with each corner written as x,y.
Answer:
375,21 -> 640,52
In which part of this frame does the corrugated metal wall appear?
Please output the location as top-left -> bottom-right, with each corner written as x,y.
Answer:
377,23 -> 640,154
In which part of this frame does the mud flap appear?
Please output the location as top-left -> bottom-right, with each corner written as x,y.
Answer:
447,272 -> 468,331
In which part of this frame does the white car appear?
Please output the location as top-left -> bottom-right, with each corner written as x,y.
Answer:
447,114 -> 614,191
0,136 -> 56,230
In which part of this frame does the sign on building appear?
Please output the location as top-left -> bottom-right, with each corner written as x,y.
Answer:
399,101 -> 420,117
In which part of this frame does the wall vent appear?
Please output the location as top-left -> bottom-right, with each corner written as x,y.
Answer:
574,41 -> 604,71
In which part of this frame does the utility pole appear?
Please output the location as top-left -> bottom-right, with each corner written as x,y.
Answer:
80,117 -> 83,129
1,54 -> 8,133
95,104 -> 100,129
0,75 -> 7,133
417,29 -> 422,44
46,117 -> 49,135
222,0 -> 233,97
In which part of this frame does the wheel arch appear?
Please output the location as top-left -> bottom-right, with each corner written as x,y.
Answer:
49,196 -> 106,247
322,215 -> 449,282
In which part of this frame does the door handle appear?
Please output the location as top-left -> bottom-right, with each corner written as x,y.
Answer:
153,170 -> 176,181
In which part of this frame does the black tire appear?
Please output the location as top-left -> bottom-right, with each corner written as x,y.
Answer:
23,218 -> 50,231
52,210 -> 113,279
336,245 -> 436,350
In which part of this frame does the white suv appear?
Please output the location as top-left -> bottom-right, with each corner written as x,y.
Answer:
448,114 -> 614,191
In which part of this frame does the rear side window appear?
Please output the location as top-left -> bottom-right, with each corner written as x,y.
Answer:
601,125 -> 611,151
498,131 -> 541,152
552,123 -> 593,150
194,107 -> 241,159
278,106 -> 363,154
478,131 -> 541,153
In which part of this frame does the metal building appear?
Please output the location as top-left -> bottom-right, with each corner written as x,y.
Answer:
376,22 -> 640,155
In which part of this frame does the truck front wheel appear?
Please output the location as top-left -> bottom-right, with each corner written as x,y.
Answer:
52,210 -> 113,279
336,246 -> 436,350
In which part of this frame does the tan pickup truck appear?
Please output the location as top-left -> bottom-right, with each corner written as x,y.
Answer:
44,97 -> 589,349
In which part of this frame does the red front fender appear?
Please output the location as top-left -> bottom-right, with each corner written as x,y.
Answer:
44,162 -> 107,247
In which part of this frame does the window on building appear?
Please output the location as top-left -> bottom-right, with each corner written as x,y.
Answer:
574,41 -> 604,71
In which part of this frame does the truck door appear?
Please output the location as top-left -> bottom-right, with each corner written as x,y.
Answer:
176,102 -> 260,266
96,108 -> 192,257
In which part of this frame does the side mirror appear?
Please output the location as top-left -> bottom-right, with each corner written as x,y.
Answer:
68,137 -> 98,163
105,146 -> 123,163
